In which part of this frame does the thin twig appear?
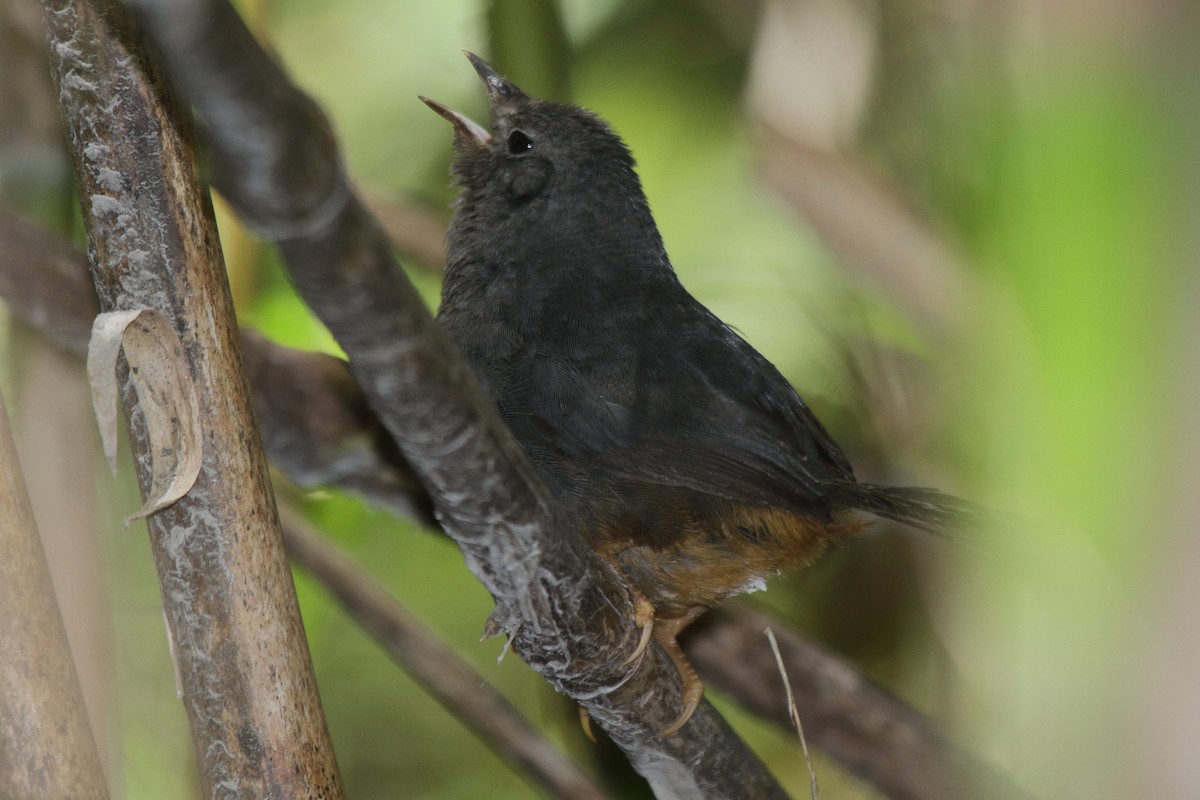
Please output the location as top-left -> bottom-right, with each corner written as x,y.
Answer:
766,627 -> 819,800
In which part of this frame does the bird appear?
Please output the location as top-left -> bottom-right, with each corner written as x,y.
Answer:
421,52 -> 980,736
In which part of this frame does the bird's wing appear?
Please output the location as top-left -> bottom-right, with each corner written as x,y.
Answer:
533,316 -> 855,513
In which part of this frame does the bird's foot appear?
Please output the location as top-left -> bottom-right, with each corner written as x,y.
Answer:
653,612 -> 707,737
611,586 -> 707,737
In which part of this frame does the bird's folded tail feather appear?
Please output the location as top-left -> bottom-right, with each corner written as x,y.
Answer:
830,480 -> 995,545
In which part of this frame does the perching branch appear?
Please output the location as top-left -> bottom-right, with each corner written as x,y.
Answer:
41,1 -> 344,796
117,0 -> 787,796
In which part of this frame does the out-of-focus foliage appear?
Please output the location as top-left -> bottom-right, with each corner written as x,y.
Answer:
4,0 -> 1198,798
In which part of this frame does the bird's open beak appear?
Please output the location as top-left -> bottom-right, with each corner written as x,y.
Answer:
419,95 -> 491,147
420,52 -> 528,147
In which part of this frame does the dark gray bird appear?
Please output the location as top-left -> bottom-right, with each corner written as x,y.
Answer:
422,52 -> 977,735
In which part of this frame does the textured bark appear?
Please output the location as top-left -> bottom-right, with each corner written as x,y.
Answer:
0,389 -> 109,800
41,1 -> 343,797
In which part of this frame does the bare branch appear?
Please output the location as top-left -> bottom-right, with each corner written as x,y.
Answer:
118,0 -> 787,795
42,1 -> 344,795
277,502 -> 609,800
0,389 -> 108,799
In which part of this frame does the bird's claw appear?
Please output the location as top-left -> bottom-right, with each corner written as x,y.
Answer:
620,589 -> 656,667
578,705 -> 597,743
658,671 -> 704,737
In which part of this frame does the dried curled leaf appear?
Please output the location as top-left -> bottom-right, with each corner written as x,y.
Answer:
87,309 -> 203,525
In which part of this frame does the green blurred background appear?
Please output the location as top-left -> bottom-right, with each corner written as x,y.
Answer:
2,0 -> 1198,797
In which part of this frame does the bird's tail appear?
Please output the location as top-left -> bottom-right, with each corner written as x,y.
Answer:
830,480 -> 992,539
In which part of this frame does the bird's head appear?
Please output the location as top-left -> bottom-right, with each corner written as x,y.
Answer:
421,52 -> 662,266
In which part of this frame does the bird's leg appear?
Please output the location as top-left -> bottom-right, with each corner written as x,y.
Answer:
655,606 -> 707,737
621,586 -> 656,667
593,578 -> 707,738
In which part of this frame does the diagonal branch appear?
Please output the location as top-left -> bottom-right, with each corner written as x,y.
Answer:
117,0 -> 787,796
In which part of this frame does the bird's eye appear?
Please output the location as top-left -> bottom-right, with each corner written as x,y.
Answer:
507,130 -> 534,154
